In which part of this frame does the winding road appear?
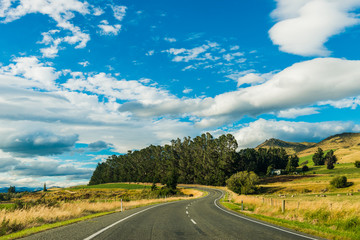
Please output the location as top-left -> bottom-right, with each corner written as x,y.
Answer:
21,188 -> 320,240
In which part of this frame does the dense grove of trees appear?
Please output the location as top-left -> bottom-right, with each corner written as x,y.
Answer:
89,133 -> 295,186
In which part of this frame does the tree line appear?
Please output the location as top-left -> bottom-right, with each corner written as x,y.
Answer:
89,133 -> 297,186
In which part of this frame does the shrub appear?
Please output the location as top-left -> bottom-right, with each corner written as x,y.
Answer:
226,171 -> 259,195
355,161 -> 360,168
330,176 -> 347,188
302,165 -> 309,172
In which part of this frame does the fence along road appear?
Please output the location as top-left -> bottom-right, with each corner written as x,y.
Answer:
21,188 -> 321,240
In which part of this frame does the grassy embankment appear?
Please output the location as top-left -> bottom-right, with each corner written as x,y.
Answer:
222,153 -> 360,240
0,183 -> 202,239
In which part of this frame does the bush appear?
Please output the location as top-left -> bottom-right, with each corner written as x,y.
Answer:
302,165 -> 309,172
226,171 -> 259,195
330,176 -> 348,188
355,161 -> 360,168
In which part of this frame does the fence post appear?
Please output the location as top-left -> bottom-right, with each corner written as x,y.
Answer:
297,202 -> 300,209
121,199 -> 123,212
241,200 -> 244,211
270,198 -> 273,206
282,200 -> 285,213
262,198 -> 264,204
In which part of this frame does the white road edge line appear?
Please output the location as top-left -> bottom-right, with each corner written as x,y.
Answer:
83,201 -> 175,240
191,219 -> 197,225
213,190 -> 318,240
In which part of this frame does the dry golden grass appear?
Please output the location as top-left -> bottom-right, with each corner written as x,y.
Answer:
0,188 -> 202,236
227,189 -> 360,239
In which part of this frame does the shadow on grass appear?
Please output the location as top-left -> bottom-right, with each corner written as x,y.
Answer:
259,175 -> 316,184
257,186 -> 285,194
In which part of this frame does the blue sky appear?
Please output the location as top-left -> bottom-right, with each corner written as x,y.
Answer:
1,0 -> 360,187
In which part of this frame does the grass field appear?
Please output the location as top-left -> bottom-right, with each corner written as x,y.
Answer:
69,183 -> 151,190
224,150 -> 360,240
0,183 -> 202,238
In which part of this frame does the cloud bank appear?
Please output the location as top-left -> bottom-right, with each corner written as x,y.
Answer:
269,0 -> 360,56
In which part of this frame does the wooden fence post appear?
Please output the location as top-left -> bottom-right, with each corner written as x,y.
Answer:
282,200 -> 285,213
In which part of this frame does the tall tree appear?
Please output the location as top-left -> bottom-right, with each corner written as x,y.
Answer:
313,148 -> 325,165
325,150 -> 337,169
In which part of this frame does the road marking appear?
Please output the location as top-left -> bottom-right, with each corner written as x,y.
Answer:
191,219 -> 197,225
213,190 -> 318,240
83,201 -> 175,240
186,206 -> 188,209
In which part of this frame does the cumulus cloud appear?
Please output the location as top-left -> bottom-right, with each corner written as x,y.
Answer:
231,119 -> 360,149
98,20 -> 122,35
319,97 -> 360,109
12,160 -> 92,179
123,58 -> 360,127
183,88 -> 193,94
164,37 -> 177,42
78,61 -> 90,67
0,131 -> 78,157
277,107 -> 320,118
64,72 -> 175,105
0,158 -> 20,171
269,0 -> 360,56
111,5 -> 127,21
0,0 -> 95,57
0,56 -> 59,90
164,42 -> 219,62
88,141 -> 113,151
237,73 -> 266,87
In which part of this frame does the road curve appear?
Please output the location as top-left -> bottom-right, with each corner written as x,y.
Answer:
21,188 -> 321,240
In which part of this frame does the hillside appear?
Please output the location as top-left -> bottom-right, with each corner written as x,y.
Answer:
256,138 -> 316,155
256,132 -> 360,163
298,132 -> 360,162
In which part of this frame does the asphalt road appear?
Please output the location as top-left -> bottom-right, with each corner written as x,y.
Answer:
21,188 -> 320,240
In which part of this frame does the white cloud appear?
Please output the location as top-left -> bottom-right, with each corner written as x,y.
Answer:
231,118 -> 360,149
183,88 -> 193,94
164,42 -> 219,62
146,50 -> 155,56
164,37 -> 177,42
319,97 -> 360,109
0,56 -> 59,90
277,107 -> 320,118
78,61 -> 90,67
111,5 -> 127,21
0,0 -> 101,58
63,72 -> 175,105
237,73 -> 266,87
122,58 -> 360,127
98,20 -> 122,35
269,0 -> 360,56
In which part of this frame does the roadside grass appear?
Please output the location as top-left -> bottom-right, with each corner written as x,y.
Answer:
221,190 -> 360,240
0,211 -> 113,240
68,183 -> 151,190
0,185 -> 202,238
222,151 -> 360,240
0,204 -> 15,211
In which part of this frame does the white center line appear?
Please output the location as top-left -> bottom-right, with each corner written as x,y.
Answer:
190,219 -> 197,225
186,211 -> 189,214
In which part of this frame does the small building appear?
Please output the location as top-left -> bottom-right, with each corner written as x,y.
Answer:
271,169 -> 283,175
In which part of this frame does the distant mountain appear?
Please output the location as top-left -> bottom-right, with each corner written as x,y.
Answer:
256,132 -> 360,163
256,138 -> 316,155
0,187 -> 43,193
